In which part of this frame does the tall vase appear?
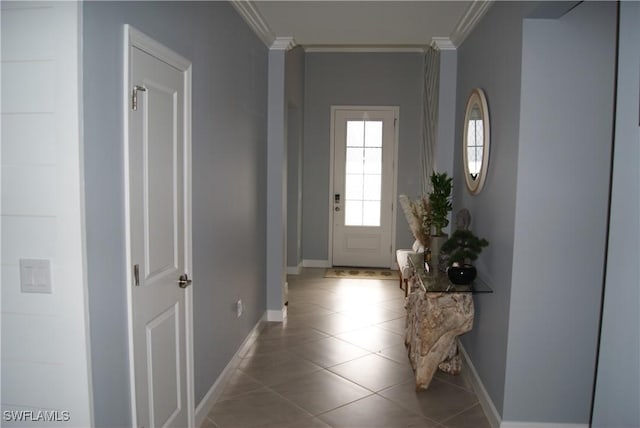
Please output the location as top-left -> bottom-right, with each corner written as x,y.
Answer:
429,235 -> 448,274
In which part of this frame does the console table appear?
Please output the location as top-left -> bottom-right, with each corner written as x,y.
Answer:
405,252 -> 491,389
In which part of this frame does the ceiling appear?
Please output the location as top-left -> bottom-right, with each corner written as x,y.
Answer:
232,1 -> 493,51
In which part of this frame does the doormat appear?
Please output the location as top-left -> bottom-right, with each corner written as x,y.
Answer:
325,268 -> 399,280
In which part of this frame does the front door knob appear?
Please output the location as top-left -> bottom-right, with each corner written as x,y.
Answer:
178,274 -> 192,289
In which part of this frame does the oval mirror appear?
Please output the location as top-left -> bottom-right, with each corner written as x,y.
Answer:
463,88 -> 490,194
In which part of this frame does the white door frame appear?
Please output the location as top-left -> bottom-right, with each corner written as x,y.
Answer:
123,25 -> 194,427
328,105 -> 399,268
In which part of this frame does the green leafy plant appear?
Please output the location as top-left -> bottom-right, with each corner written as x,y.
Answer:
440,229 -> 489,266
427,172 -> 453,236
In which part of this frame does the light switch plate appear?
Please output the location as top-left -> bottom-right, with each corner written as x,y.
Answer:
20,259 -> 52,293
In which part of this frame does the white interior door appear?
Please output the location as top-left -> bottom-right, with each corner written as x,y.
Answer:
331,107 -> 397,268
127,32 -> 192,428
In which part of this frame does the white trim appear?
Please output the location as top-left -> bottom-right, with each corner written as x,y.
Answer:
123,25 -> 194,428
266,308 -> 286,322
430,37 -> 457,51
459,342 -> 502,428
270,37 -> 296,51
328,109 -> 336,267
286,263 -> 303,275
502,424 -> 588,428
450,0 -> 494,47
390,109 -> 400,270
77,1 -> 96,424
302,259 -> 332,268
304,45 -> 427,53
229,0 -> 275,47
122,25 -> 137,427
194,313 -> 266,428
183,63 -> 195,428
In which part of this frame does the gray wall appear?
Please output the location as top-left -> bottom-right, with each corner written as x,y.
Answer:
434,50 -> 457,177
592,2 -> 640,426
505,2 -> 616,422
83,2 -> 268,426
266,48 -> 287,312
455,1 -> 617,422
286,47 -> 305,269
454,2 -> 537,415
302,53 -> 424,261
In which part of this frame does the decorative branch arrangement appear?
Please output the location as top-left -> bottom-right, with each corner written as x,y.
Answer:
399,194 -> 431,248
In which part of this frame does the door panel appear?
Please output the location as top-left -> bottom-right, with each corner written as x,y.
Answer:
332,108 -> 396,268
146,303 -> 181,427
144,83 -> 179,280
129,44 -> 188,428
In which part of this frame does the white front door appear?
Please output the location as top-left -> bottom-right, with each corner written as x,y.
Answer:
331,107 -> 397,268
126,29 -> 192,428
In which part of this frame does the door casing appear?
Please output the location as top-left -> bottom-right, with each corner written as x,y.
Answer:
123,25 -> 194,428
328,105 -> 399,268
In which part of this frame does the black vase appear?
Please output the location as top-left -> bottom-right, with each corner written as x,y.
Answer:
447,264 -> 477,285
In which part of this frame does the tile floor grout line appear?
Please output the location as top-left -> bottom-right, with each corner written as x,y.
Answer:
214,369 -> 269,402
432,371 -> 477,394
205,269 -> 490,428
436,401 -> 483,426
313,391 -> 377,418
373,392 -> 443,426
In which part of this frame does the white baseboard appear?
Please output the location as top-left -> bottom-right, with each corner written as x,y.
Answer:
459,342 -> 502,428
459,343 -> 589,428
266,307 -> 286,322
302,259 -> 331,268
194,312 -> 266,427
286,263 -> 302,275
501,424 -> 588,428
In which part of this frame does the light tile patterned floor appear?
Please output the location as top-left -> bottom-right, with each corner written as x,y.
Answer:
203,268 -> 490,428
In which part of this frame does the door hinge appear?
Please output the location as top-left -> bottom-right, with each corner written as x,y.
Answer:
133,264 -> 140,286
131,85 -> 146,111
394,118 -> 397,128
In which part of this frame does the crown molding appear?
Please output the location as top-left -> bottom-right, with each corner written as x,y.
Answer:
450,0 -> 494,47
230,0 -> 275,47
430,37 -> 456,51
270,37 -> 296,51
304,45 -> 427,53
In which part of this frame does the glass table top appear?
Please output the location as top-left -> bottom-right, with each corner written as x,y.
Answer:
408,252 -> 493,294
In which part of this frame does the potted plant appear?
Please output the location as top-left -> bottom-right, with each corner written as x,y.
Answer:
426,172 -> 453,271
440,229 -> 489,284
427,172 -> 453,237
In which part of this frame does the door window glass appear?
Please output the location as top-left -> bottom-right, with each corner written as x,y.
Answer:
344,120 -> 383,226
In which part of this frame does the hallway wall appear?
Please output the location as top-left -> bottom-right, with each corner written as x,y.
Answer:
592,2 -> 640,425
83,2 -> 268,426
302,52 -> 424,263
455,1 -> 617,424
505,2 -> 616,422
1,2 -> 93,424
454,2 -> 537,415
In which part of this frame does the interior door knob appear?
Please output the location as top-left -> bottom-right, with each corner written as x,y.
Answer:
178,274 -> 192,289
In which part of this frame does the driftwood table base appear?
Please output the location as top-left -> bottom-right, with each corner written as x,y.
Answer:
405,287 -> 474,390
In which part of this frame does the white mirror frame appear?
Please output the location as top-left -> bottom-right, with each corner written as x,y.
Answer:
463,88 -> 490,195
